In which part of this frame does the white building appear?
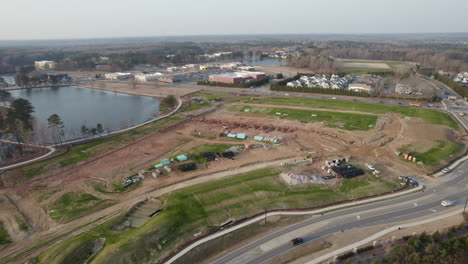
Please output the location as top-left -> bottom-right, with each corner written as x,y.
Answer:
104,72 -> 132,80
287,74 -> 351,89
35,60 -> 56,69
134,73 -> 164,82
238,66 -> 255,71
349,83 -> 373,93
395,83 -> 413,94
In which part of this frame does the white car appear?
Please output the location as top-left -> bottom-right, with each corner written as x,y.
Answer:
441,200 -> 454,207
442,168 -> 451,174
366,164 -> 376,171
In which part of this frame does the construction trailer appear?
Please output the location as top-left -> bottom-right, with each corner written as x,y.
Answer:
236,133 -> 247,139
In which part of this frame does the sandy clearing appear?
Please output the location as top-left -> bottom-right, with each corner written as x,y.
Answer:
341,62 -> 391,69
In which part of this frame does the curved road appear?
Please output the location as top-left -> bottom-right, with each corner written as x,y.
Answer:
211,164 -> 468,264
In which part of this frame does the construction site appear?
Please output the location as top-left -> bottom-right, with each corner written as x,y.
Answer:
0,90 -> 466,264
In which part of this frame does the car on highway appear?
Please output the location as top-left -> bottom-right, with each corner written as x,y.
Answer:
442,168 -> 451,174
441,200 -> 454,207
290,237 -> 304,246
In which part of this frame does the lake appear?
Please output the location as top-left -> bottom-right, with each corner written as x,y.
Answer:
9,86 -> 160,142
245,59 -> 287,66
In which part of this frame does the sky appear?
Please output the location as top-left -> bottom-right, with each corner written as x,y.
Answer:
1,0 -> 467,40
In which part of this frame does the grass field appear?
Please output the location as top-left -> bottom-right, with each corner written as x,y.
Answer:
399,140 -> 465,166
49,192 -> 114,223
190,90 -> 230,101
340,59 -> 404,66
0,221 -> 11,245
231,97 -> 458,129
184,101 -> 211,112
16,115 -> 183,180
232,105 -> 378,131
341,67 -> 393,75
39,168 -> 400,264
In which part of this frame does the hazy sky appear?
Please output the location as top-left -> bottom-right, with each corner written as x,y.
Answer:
1,0 -> 467,40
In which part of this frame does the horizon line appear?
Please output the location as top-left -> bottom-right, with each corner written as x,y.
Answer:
1,32 -> 468,42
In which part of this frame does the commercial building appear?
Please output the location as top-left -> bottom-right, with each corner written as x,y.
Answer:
104,72 -> 132,80
348,83 -> 373,93
200,64 -> 219,70
238,66 -> 255,71
134,72 -> 163,82
395,83 -> 413,94
35,60 -> 56,69
220,62 -> 242,70
209,71 -> 267,84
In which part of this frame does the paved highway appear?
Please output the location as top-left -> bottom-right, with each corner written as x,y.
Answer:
211,164 -> 468,264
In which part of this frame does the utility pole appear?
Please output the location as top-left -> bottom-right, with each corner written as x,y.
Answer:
464,198 -> 468,214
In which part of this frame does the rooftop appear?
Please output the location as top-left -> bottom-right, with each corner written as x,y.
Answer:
211,71 -> 265,79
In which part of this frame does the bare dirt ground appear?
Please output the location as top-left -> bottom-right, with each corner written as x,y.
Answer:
341,62 -> 391,69
79,81 -> 199,97
0,99 -> 464,262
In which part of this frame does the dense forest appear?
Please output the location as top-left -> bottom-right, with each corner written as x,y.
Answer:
1,37 -> 466,74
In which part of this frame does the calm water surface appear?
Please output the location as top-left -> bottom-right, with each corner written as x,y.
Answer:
9,86 -> 160,142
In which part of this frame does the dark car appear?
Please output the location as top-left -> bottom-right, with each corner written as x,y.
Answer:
290,238 -> 304,246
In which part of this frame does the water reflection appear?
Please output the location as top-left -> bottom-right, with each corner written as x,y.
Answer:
9,86 -> 160,143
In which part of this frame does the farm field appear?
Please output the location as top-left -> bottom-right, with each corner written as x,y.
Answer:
337,59 -> 410,74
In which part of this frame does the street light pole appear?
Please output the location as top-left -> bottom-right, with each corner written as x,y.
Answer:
463,198 -> 468,214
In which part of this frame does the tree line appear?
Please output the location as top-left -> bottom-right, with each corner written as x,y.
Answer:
368,226 -> 467,264
197,77 -> 269,88
0,97 -> 35,149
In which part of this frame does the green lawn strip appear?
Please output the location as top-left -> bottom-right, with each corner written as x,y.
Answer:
16,115 -> 183,180
230,97 -> 458,128
399,140 -> 465,166
40,168 -> 400,264
0,221 -> 11,245
49,192 -> 115,223
232,105 -> 377,131
191,90 -> 230,100
184,101 -> 211,112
